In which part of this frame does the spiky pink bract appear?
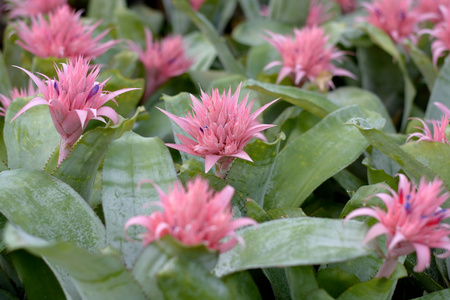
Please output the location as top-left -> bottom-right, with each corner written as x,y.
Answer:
346,174 -> 450,278
190,0 -> 207,11
158,83 -> 276,177
11,58 -> 138,165
424,7 -> 450,65
407,102 -> 450,144
6,0 -> 67,18
306,0 -> 333,27
128,28 -> 192,102
416,0 -> 450,23
264,27 -> 355,91
14,4 -> 117,60
363,0 -> 428,45
0,82 -> 36,117
125,177 -> 256,253
333,0 -> 357,14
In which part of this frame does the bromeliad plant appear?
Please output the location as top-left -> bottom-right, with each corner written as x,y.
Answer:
0,0 -> 450,299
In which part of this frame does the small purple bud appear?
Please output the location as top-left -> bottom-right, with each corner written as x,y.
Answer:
168,58 -> 176,65
200,127 -> 204,133
87,85 -> 99,100
399,10 -> 406,21
405,202 -> 411,213
54,82 -> 59,96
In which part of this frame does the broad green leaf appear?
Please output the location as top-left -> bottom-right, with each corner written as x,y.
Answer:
232,19 -> 292,46
98,70 -> 144,118
262,267 -> 291,300
425,57 -> 450,121
246,43 -> 282,79
4,97 -> 60,170
325,254 -> 384,283
401,142 -> 450,191
245,199 -> 272,223
226,133 -> 284,207
339,184 -> 388,219
0,290 -> 18,300
222,271 -> 262,300
3,25 -> 29,89
245,79 -> 338,118
115,8 -> 146,44
172,0 -> 245,75
87,0 -> 126,23
349,118 -> 439,185
305,289 -> 334,300
31,57 -> 66,79
264,105 -> 369,209
407,41 -> 437,91
238,0 -> 261,20
0,119 -> 8,167
214,218 -> 374,277
5,225 -> 146,300
0,51 -> 12,94
102,132 -> 177,267
268,0 -> 309,26
107,50 -> 139,78
53,108 -> 143,203
9,250 -> 65,300
359,23 -> 416,130
333,169 -> 366,194
317,268 -> 360,298
412,289 -> 450,299
405,254 -> 446,294
130,3 -> 164,34
336,263 -> 407,300
327,87 -> 395,133
266,207 -> 306,220
185,32 -> 217,71
286,266 -> 319,300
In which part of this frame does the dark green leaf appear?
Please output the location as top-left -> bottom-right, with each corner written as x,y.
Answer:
411,289 -> 450,299
425,57 -> 450,121
407,41 -> 437,91
0,50 -> 12,94
262,267 -> 291,300
317,268 -> 360,298
245,199 -> 272,223
286,266 -> 319,300
222,271 -> 262,300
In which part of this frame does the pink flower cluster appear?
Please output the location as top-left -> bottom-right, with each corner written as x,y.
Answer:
264,26 -> 355,90
14,4 -> 117,60
408,102 -> 450,144
6,0 -> 66,18
125,177 -> 256,253
346,175 -> 450,278
12,58 -> 137,164
158,83 -> 276,178
128,28 -> 192,102
190,0 -> 207,11
424,7 -> 450,65
0,82 -> 36,117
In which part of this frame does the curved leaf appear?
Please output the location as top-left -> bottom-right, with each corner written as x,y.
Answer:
102,131 -> 177,267
214,218 -> 375,277
232,19 -> 292,46
0,50 -> 12,94
425,57 -> 450,121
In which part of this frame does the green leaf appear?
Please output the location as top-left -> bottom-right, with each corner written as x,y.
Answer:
53,109 -> 142,203
325,254 -> 384,283
226,133 -> 284,207
98,70 -> 144,118
222,271 -> 262,300
3,25 -> 29,88
245,199 -> 272,223
5,224 -> 146,300
286,266 -> 319,300
407,41 -> 437,91
214,218 -> 374,277
411,289 -> 450,299
268,0 -> 309,26
327,87 -> 395,133
262,267 -> 291,300
4,97 -> 60,170
232,19 -> 292,46
266,207 -> 306,220
172,0 -> 245,75
305,289 -> 335,300
246,43 -> 281,79
107,50 -> 139,78
425,57 -> 450,121
185,32 -> 217,71
340,184 -> 388,219
102,131 -> 177,267
31,57 -> 66,79
349,119 -> 439,185
264,105 -> 370,209
129,3 -> 164,34
115,8 -> 146,44
245,79 -> 338,118
87,0 -> 126,23
237,0 -> 261,20
0,50 -> 12,94
317,268 -> 360,298
9,250 -> 65,300
0,119 -> 8,167
401,142 -> 450,191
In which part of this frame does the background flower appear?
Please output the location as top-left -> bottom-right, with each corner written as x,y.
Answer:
5,0 -> 67,18
125,177 -> 256,252
0,82 -> 36,117
424,6 -> 450,65
408,102 -> 450,144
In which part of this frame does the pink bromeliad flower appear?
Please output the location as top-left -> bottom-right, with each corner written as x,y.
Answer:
190,0 -> 207,11
11,58 -> 138,165
423,7 -> 450,65
125,177 -> 256,253
346,174 -> 450,278
128,28 -> 192,102
333,0 -> 357,14
362,0 -> 429,45
158,83 -> 277,178
264,26 -> 355,91
5,0 -> 67,18
407,102 -> 450,144
14,4 -> 117,60
0,82 -> 36,117
416,0 -> 450,23
306,0 -> 333,27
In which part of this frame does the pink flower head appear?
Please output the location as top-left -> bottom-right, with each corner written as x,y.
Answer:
125,177 -> 257,252
11,58 -> 138,165
158,83 -> 277,178
416,0 -> 450,23
306,0 -> 333,27
0,82 -> 37,117
362,0 -> 429,45
333,0 -> 357,14
14,4 -> 118,60
407,102 -> 450,144
190,0 -> 207,11
5,0 -> 67,18
264,26 -> 355,90
128,28 -> 192,102
424,6 -> 450,65
345,174 -> 450,278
